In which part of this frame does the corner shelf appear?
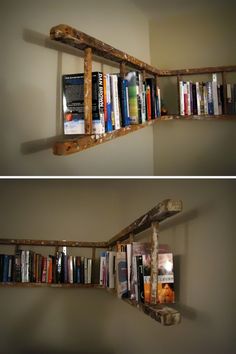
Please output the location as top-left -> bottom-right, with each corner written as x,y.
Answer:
49,24 -> 236,156
1,199 -> 183,326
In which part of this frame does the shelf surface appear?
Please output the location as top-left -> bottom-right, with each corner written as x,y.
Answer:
53,115 -> 236,156
123,298 -> 181,326
0,282 -> 103,288
0,238 -> 108,248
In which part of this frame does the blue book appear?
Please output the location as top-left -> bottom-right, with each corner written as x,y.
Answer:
3,255 -> 9,282
206,81 -> 214,115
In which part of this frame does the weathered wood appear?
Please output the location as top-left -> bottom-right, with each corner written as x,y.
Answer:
150,222 -> 159,305
123,298 -> 181,326
0,282 -> 103,288
159,65 -> 236,77
53,119 -> 158,155
0,238 -> 108,248
50,24 -> 160,76
108,199 -> 183,247
53,114 -> 236,155
84,47 -> 93,134
120,61 -> 126,78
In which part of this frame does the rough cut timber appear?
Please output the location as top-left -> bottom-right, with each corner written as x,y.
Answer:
108,199 -> 183,247
150,222 -> 159,305
0,238 -> 108,248
124,299 -> 181,326
50,24 -> 160,76
159,65 -> 236,76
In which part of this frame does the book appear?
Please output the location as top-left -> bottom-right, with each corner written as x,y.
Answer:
62,73 -> 85,135
105,74 -> 113,132
146,78 -> 157,119
99,252 -> 107,286
118,77 -> 130,127
179,81 -> 185,116
212,74 -> 219,115
116,250 -> 128,298
142,253 -> 151,303
108,251 -> 116,289
146,83 -> 152,120
87,258 -> 92,284
62,72 -> 105,135
110,74 -> 121,130
157,253 -> 175,304
136,255 -> 144,303
125,71 -> 139,124
68,255 -> 73,284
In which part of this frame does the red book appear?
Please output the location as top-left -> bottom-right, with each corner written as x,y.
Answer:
146,85 -> 152,120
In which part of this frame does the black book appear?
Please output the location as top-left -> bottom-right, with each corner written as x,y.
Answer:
14,249 -> 22,282
136,255 -> 144,303
192,83 -> 197,115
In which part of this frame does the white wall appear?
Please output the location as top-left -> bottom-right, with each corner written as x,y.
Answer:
0,0 -> 153,176
0,179 -> 235,354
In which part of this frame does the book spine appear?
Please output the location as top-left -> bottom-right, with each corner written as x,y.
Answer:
212,75 -> 219,115
146,84 -> 152,120
3,255 -> 9,282
68,256 -> 73,284
136,255 -> 144,303
76,256 -> 81,283
196,82 -> 201,115
87,258 -> 92,284
126,72 -> 139,124
192,83 -> 197,115
103,74 -> 108,131
108,251 -> 116,289
110,75 -> 121,130
142,254 -> 151,304
106,74 -> 113,131
179,81 -> 185,116
207,81 -> 214,115
80,257 -> 84,284
84,257 -> 88,284
41,256 -> 47,283
92,72 -> 105,134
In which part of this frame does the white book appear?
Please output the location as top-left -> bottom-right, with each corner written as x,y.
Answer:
99,254 -> 106,286
87,258 -> 92,284
179,81 -> 185,116
84,257 -> 88,284
68,256 -> 73,284
110,74 -> 121,130
212,74 -> 219,115
186,81 -> 191,115
196,82 -> 201,115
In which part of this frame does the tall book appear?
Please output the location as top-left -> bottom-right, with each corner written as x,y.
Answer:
87,258 -> 92,284
110,74 -> 121,130
62,72 -> 105,135
108,251 -> 116,289
158,253 -> 175,304
116,248 -> 128,298
146,78 -> 157,119
62,73 -> 85,135
125,71 -> 139,124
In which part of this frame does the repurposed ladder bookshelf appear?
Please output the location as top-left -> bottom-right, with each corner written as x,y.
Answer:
0,199 -> 182,325
49,24 -> 236,156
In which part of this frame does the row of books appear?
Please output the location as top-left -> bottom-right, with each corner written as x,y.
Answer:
179,74 -> 236,116
100,242 -> 175,304
0,250 -> 92,284
63,71 -> 161,135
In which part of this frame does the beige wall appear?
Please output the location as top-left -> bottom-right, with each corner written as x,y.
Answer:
0,0 -> 153,176
150,2 -> 236,175
0,179 -> 235,354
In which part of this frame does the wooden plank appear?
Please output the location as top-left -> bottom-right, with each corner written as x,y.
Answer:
108,199 -> 183,247
53,119 -> 158,155
84,47 -> 93,134
159,65 -> 236,77
50,24 -> 160,76
0,282 -> 103,288
123,299 -> 181,326
0,238 -> 108,248
150,222 -> 159,305
159,114 -> 236,121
